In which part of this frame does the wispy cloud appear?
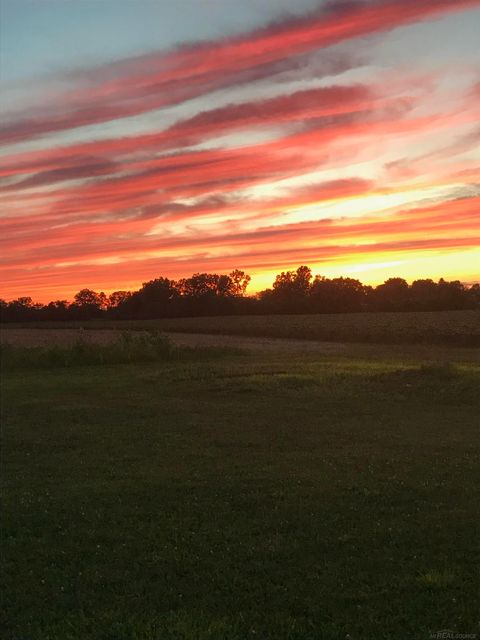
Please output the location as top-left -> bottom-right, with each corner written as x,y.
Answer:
1,0 -> 479,300
2,0 -> 478,144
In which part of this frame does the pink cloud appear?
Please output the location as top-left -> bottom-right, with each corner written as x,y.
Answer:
1,0 -> 478,144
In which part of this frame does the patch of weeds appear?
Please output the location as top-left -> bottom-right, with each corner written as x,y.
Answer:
365,362 -> 459,390
274,373 -> 319,390
2,331 -> 171,369
416,570 -> 457,590
0,331 -> 245,371
417,362 -> 457,377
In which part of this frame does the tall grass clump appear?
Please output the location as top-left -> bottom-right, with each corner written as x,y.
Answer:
0,331 -> 243,370
0,331 -> 177,370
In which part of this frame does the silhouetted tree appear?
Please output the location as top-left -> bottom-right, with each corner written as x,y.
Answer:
410,279 -> 439,311
371,278 -> 410,311
310,276 -> 369,312
71,289 -> 107,319
437,279 -> 471,310
108,291 -> 132,308
107,291 -> 133,318
74,289 -> 107,308
1,267 -> 478,322
43,300 -> 71,321
468,283 -> 480,308
177,272 -> 244,315
122,278 -> 180,318
263,265 -> 312,312
228,269 -> 251,297
178,273 -> 219,298
1,297 -> 43,321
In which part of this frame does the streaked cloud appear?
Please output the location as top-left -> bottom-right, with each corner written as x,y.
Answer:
1,0 -> 479,300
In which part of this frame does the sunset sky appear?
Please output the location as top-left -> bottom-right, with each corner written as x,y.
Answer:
1,0 -> 479,302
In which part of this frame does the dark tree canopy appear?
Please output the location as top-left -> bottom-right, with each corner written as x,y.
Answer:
1,266 -> 479,322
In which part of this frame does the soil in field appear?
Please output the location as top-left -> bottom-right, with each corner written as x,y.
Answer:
2,327 -> 480,363
0,327 -> 348,354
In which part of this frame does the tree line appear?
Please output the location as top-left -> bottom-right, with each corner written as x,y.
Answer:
1,267 -> 479,322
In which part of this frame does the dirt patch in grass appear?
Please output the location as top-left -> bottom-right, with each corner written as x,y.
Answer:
164,331 -> 348,353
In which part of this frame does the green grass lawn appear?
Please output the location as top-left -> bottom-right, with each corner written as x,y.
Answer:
2,346 -> 479,639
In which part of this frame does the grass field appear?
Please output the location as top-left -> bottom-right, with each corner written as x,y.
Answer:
2,338 -> 479,639
5,309 -> 479,346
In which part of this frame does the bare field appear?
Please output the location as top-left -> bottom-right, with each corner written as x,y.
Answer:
2,327 -> 480,363
0,327 -> 349,355
2,310 -> 480,347
151,309 -> 480,345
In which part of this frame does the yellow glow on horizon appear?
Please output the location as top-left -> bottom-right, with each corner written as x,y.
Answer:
247,247 -> 480,292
